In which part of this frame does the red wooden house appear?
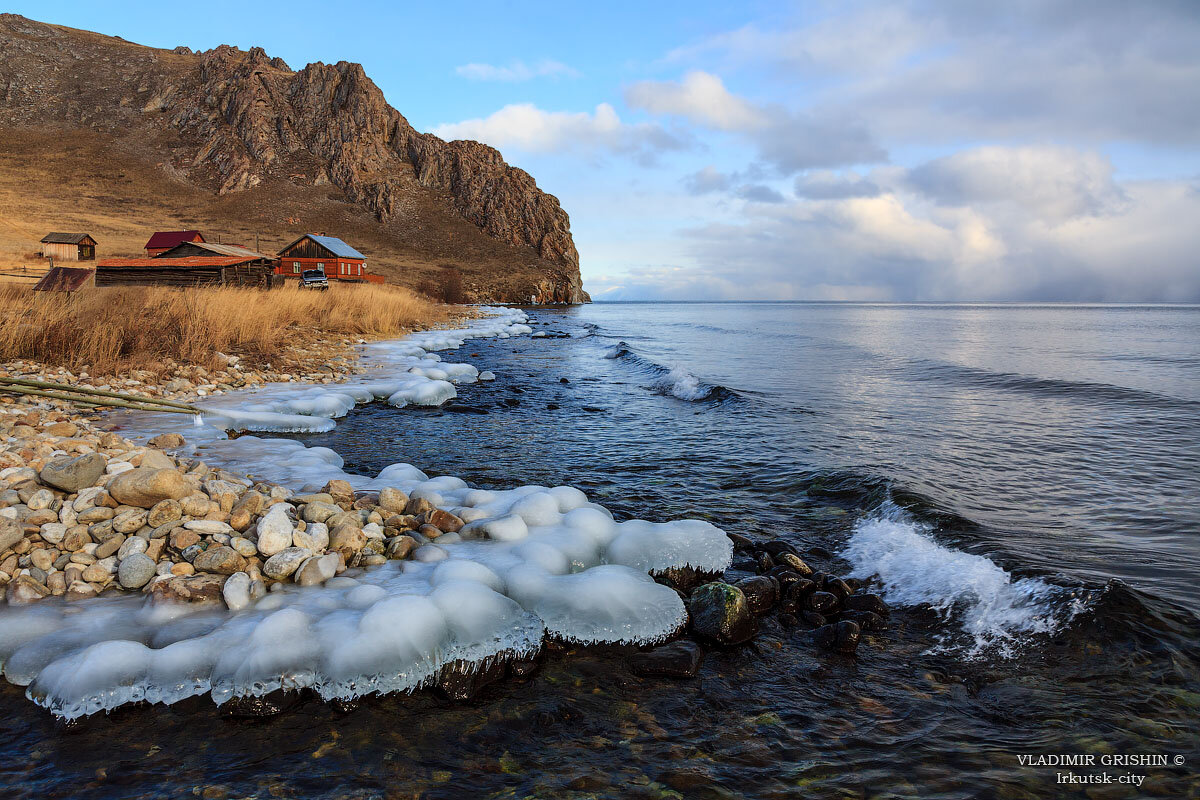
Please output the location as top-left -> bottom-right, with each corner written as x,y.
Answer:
275,234 -> 383,283
144,230 -> 205,257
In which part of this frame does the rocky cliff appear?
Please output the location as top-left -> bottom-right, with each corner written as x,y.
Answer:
0,14 -> 588,303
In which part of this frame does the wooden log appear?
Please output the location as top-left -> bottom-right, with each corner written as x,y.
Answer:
0,377 -> 199,410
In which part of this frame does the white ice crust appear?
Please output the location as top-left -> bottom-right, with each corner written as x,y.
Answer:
0,307 -> 732,719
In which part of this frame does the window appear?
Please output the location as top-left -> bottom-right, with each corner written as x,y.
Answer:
292,262 -> 300,274
317,262 -> 324,272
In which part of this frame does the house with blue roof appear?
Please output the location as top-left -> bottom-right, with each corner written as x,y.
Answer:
275,233 -> 382,283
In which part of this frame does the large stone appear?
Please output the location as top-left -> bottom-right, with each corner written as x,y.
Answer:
139,450 -> 175,470
147,498 -> 182,528
149,574 -> 226,605
736,576 -> 780,614
40,453 -> 107,492
255,505 -> 294,555
628,641 -> 703,678
427,508 -> 464,533
329,524 -> 367,560
193,545 -> 246,575
814,620 -> 862,655
300,501 -> 340,524
262,547 -> 312,579
294,553 -> 339,586
292,522 -> 328,552
118,553 -> 157,589
6,575 -> 49,604
378,487 -> 409,513
0,517 -> 23,555
148,433 -> 186,449
688,582 -> 758,646
107,468 -> 190,509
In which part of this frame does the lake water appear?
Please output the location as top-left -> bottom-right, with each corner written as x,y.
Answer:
2,302 -> 1198,798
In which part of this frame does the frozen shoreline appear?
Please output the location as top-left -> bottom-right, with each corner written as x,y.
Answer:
0,306 -> 733,719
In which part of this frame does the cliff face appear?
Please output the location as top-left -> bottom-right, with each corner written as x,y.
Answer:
0,15 -> 588,303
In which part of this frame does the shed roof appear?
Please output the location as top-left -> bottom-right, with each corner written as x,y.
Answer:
98,257 -> 248,269
33,266 -> 95,291
155,241 -> 269,259
144,230 -> 205,250
279,234 -> 366,260
40,232 -> 95,244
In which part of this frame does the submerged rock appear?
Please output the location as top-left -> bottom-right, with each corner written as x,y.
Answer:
688,582 -> 758,645
628,641 -> 703,678
814,620 -> 862,655
438,658 -> 507,701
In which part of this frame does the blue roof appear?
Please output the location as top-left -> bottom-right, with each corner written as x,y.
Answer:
305,234 -> 366,260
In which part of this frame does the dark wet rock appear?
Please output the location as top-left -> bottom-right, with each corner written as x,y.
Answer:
841,610 -> 887,632
502,398 -> 520,407
844,593 -> 890,616
559,377 -> 570,384
658,768 -> 714,791
754,552 -> 775,573
444,403 -> 489,414
735,576 -> 779,614
823,576 -> 853,601
546,403 -> 559,410
844,577 -> 864,592
809,546 -> 834,559
582,406 -> 605,413
806,590 -> 840,615
776,552 -> 813,576
438,658 -> 507,701
654,565 -> 718,594
330,698 -> 360,714
761,540 -> 799,558
220,690 -> 300,718
510,657 -> 541,678
628,641 -> 702,678
814,620 -> 862,654
777,613 -> 799,628
727,532 -> 754,551
778,597 -> 799,616
784,578 -> 817,604
688,582 -> 758,645
801,611 -> 828,627
767,565 -> 806,589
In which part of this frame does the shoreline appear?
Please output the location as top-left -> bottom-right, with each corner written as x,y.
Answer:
0,306 -> 884,721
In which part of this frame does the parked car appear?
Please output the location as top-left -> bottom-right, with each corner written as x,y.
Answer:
299,268 -> 329,290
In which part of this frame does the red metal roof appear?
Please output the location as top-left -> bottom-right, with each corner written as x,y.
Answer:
98,257 -> 248,267
33,266 -> 95,291
144,230 -> 205,250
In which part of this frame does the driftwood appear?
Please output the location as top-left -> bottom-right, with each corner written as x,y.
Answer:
0,377 -> 202,415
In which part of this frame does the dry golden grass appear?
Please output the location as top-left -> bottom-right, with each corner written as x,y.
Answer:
0,282 -> 447,374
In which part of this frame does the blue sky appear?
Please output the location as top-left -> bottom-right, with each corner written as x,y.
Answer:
11,1 -> 1200,301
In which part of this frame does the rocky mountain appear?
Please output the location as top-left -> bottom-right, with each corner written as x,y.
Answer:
0,14 -> 588,303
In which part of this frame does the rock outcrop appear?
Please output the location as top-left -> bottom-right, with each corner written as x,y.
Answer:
0,14 -> 588,303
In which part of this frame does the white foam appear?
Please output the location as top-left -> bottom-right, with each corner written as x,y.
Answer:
842,504 -> 1080,658
654,367 -> 709,401
0,307 -> 735,718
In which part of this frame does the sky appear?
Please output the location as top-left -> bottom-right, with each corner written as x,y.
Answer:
11,0 -> 1200,301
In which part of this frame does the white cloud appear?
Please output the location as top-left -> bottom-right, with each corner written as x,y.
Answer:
454,60 -> 580,81
602,146 -> 1200,301
626,70 -> 885,172
625,71 -> 767,131
432,103 -> 687,158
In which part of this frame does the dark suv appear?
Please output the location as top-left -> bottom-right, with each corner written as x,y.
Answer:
299,269 -> 329,290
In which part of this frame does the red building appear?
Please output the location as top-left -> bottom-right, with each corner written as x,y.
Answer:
144,230 -> 205,257
275,234 -> 383,283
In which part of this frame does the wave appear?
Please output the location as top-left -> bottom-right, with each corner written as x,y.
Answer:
841,503 -> 1091,659
908,360 -> 1198,410
604,342 -> 741,403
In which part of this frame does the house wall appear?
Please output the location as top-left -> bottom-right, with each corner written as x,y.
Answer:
42,242 -> 79,261
276,257 -> 368,280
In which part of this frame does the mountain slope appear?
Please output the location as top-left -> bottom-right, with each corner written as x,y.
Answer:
0,14 -> 588,303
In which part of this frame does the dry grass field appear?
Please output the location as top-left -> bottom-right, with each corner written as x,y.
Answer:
0,282 -> 446,375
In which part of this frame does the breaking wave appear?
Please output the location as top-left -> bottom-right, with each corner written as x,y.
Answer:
842,503 -> 1091,659
604,342 -> 740,403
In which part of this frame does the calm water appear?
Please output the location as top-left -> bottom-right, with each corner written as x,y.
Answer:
3,302 -> 1199,798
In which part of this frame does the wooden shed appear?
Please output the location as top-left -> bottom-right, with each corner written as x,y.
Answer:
144,230 -> 205,257
95,255 -> 276,288
39,233 -> 97,261
154,241 -> 271,261
33,266 -> 96,292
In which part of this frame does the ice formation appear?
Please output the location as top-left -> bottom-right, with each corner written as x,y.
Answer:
0,307 -> 734,719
